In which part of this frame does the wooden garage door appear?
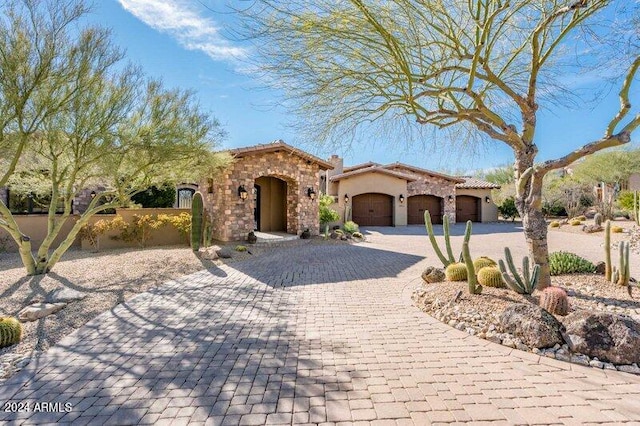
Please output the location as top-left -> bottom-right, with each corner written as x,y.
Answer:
456,195 -> 480,222
352,193 -> 393,226
408,195 -> 443,224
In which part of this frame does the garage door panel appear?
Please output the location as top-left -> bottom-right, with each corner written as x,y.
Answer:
456,195 -> 479,222
408,195 -> 443,225
353,193 -> 393,226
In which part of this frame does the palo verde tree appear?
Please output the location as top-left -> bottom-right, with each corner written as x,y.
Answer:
239,0 -> 640,287
0,0 -> 228,275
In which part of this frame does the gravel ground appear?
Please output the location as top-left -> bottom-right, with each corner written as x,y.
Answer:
0,237 -> 348,381
413,273 -> 640,374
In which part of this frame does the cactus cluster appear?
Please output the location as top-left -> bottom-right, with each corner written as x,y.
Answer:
473,256 -> 496,270
604,220 -> 631,286
445,263 -> 467,281
424,211 -> 464,267
477,266 -> 505,288
461,221 -> 482,294
0,317 -> 22,348
593,213 -> 603,227
539,287 -> 569,316
548,251 -> 596,275
191,191 -> 204,251
498,247 -> 540,295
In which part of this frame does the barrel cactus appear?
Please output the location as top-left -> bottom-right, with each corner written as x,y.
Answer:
191,191 -> 204,251
473,256 -> 496,271
0,317 -> 22,348
445,262 -> 467,281
539,287 -> 569,316
549,221 -> 560,228
477,266 -> 505,288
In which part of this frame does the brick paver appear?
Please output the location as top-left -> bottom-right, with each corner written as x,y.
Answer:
1,224 -> 640,425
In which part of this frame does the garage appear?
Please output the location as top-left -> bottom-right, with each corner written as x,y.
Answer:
456,195 -> 480,222
408,195 -> 443,224
352,193 -> 393,226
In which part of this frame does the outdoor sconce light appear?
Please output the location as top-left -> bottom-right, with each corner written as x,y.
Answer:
307,187 -> 317,200
238,185 -> 248,200
399,194 -> 405,203
448,195 -> 453,202
344,194 -> 349,204
485,196 -> 491,203
90,191 -> 97,199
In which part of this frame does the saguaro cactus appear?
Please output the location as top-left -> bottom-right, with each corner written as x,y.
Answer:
191,191 -> 204,251
424,211 -> 468,267
461,221 -> 482,294
611,241 -> 630,286
604,220 -> 612,281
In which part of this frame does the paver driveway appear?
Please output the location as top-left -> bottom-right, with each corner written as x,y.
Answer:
1,223 -> 640,425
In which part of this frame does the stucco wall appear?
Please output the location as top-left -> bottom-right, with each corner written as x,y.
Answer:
206,151 -> 321,241
0,214 -> 80,253
335,172 -> 407,226
455,188 -> 498,222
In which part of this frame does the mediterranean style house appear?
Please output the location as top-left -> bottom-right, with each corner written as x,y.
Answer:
203,140 -> 500,241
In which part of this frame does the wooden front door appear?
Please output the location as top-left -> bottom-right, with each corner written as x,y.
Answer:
456,195 -> 480,222
408,195 -> 443,224
352,193 -> 393,226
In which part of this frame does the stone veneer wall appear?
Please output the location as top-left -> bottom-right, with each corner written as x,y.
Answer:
206,151 -> 321,242
390,168 -> 458,223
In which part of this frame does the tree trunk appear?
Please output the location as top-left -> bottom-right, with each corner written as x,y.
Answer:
519,202 -> 551,288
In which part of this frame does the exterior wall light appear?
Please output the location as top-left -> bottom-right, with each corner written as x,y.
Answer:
485,196 -> 491,203
448,195 -> 453,202
307,187 -> 316,200
344,194 -> 349,204
90,191 -> 97,199
399,194 -> 405,203
238,185 -> 248,200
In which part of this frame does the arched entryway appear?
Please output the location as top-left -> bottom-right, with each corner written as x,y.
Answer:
254,176 -> 287,232
352,193 -> 393,226
408,195 -> 443,224
456,195 -> 480,222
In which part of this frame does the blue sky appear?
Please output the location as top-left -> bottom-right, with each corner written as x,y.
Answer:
92,0 -> 637,174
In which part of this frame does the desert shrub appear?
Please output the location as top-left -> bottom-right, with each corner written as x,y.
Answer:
548,251 -> 596,275
343,221 -> 359,234
617,190 -> 635,211
116,214 -> 167,248
235,245 -> 247,252
549,221 -> 560,228
542,201 -> 567,217
319,194 -> 339,225
497,197 -> 518,221
79,216 -> 127,250
131,183 -> 176,208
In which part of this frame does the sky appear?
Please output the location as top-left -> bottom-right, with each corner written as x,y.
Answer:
90,0 -> 638,175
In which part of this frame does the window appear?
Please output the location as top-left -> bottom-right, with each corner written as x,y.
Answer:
177,188 -> 195,209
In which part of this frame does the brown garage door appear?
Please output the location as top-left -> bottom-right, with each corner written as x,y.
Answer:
456,195 -> 480,222
408,195 -> 443,224
352,193 -> 393,226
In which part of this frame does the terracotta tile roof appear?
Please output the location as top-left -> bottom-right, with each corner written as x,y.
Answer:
456,177 -> 501,189
329,166 -> 418,182
343,161 -> 381,172
229,140 -> 334,170
383,162 -> 465,183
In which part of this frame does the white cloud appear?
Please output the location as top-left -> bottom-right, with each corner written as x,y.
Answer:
118,0 -> 246,61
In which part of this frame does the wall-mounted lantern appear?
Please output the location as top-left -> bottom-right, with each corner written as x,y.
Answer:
344,193 -> 349,204
238,185 -> 248,200
399,194 -> 405,203
485,196 -> 491,203
448,195 -> 453,202
90,191 -> 97,199
307,187 -> 317,200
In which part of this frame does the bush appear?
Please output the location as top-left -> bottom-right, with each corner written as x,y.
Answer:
548,251 -> 596,275
542,201 -> 567,217
343,221 -> 359,234
497,197 -> 518,221
131,183 -> 176,208
617,190 -> 635,211
235,245 -> 247,252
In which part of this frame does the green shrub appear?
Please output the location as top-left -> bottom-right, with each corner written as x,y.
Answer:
343,221 -> 359,234
497,197 -> 518,221
131,183 -> 176,208
549,251 -> 596,275
617,190 -> 635,211
319,194 -> 340,225
235,245 -> 247,252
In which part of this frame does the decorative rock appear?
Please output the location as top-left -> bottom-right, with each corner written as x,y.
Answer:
562,311 -> 640,364
15,358 -> 30,369
200,248 -> 219,260
300,229 -> 311,239
46,288 -> 87,303
499,304 -> 564,349
502,337 -> 516,348
216,248 -> 233,259
571,354 -> 590,366
617,364 -> 640,374
595,261 -> 606,275
603,362 -> 617,370
330,231 -> 339,240
18,303 -> 67,322
589,359 -> 604,369
421,267 -> 446,284
247,231 -> 257,244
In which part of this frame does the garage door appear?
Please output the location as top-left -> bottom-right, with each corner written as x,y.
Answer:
408,195 -> 443,224
352,193 -> 393,226
456,195 -> 480,222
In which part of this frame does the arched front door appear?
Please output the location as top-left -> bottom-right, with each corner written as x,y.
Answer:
408,195 -> 443,224
352,193 -> 393,226
254,176 -> 287,232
